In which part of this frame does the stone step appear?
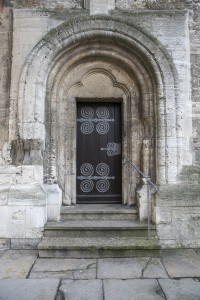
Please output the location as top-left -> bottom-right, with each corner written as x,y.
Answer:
44,220 -> 156,238
38,236 -> 161,258
60,204 -> 138,221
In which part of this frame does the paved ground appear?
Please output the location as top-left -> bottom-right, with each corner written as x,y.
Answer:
0,249 -> 200,299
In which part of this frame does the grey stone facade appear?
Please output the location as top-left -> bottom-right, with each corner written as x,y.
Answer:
0,0 -> 200,248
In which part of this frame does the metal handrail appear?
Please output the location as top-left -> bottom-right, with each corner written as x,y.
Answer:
123,156 -> 158,239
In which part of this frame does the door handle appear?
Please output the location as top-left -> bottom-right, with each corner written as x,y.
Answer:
101,143 -> 121,156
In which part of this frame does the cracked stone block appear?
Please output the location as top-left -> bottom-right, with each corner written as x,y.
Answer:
0,279 -> 59,300
72,268 -> 96,280
0,250 -> 38,279
159,278 -> 200,300
162,249 -> 200,277
97,257 -> 149,279
59,279 -> 103,300
143,258 -> 169,278
103,279 -> 163,300
29,258 -> 96,279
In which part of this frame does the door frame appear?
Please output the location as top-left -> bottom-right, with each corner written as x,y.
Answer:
76,99 -> 123,204
50,61 -> 154,207
61,90 -> 145,206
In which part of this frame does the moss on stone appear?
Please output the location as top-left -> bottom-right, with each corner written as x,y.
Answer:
179,166 -> 200,182
182,165 -> 200,175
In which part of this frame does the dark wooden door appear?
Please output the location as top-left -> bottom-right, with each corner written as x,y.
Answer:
77,102 -> 122,204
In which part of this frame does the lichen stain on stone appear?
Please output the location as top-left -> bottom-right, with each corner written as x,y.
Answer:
11,139 -> 43,165
11,0 -> 83,9
116,0 -> 190,10
12,210 -> 25,220
36,7 -> 88,21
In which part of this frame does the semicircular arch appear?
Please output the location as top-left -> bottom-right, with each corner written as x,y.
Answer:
16,17 -> 181,189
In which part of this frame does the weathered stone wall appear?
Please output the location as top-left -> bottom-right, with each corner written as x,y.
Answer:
0,0 -> 200,247
190,4 -> 200,164
114,0 -> 200,247
0,7 -> 64,240
115,0 -> 200,168
4,0 -> 84,9
0,8 -> 11,163
89,0 -> 115,14
155,173 -> 200,248
116,0 -> 197,10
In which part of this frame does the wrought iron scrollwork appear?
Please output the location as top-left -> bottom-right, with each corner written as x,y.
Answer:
77,163 -> 115,193
101,142 -> 121,156
77,106 -> 114,135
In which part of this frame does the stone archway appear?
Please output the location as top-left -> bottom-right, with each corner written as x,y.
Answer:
13,17 -> 187,219
44,39 -> 155,206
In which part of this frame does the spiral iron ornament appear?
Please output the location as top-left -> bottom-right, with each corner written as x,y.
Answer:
96,163 -> 110,176
96,121 -> 109,134
80,179 -> 94,193
81,107 -> 94,119
80,163 -> 94,176
96,179 -> 110,193
81,121 -> 94,134
96,107 -> 109,119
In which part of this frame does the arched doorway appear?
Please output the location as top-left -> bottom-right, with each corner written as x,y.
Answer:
44,40 -> 155,207
15,18 -> 182,219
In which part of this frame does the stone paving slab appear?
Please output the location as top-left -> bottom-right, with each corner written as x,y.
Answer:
29,258 -> 96,279
59,279 -> 103,300
143,258 -> 169,278
0,279 -> 59,300
103,279 -> 163,300
159,278 -> 200,300
31,258 -> 96,272
29,268 -> 96,280
162,249 -> 200,277
97,257 -> 149,279
0,250 -> 38,279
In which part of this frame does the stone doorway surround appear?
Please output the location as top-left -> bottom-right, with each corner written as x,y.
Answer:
44,50 -> 154,208
8,16 -> 192,228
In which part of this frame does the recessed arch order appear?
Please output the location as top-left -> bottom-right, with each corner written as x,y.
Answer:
16,17 -> 183,202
